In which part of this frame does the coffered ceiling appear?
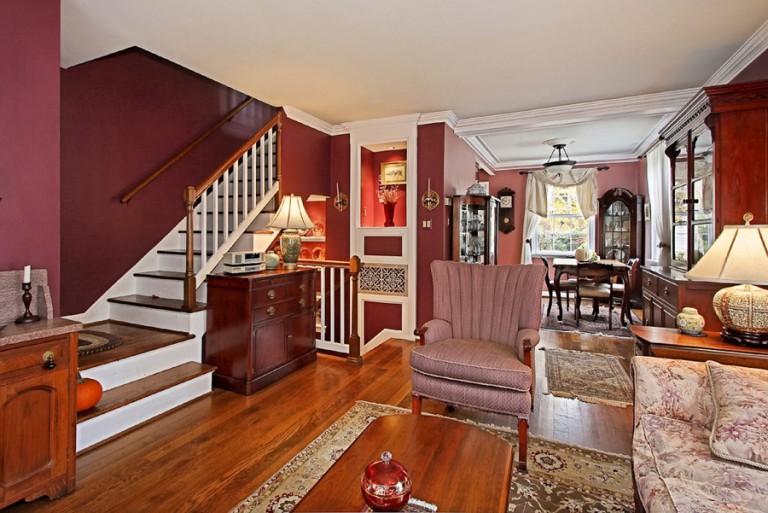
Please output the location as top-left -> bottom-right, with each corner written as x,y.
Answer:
61,0 -> 768,171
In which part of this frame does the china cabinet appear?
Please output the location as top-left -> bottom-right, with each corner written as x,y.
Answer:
597,187 -> 644,263
451,195 -> 500,265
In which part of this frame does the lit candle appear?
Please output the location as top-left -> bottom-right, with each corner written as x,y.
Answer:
23,265 -> 31,284
336,183 -> 340,197
427,178 -> 431,193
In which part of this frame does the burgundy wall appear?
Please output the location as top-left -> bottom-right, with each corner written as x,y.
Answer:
733,49 -> 768,83
360,147 -> 376,227
60,48 -> 276,314
363,301 -> 402,343
0,0 -> 61,313
327,134 -> 351,261
279,115 -> 331,200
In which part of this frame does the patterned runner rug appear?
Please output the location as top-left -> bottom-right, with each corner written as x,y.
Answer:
543,348 -> 634,407
541,302 -> 639,338
231,401 -> 633,513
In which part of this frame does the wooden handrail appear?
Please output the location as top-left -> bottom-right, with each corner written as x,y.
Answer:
120,97 -> 256,204
297,258 -> 351,269
192,112 -> 281,200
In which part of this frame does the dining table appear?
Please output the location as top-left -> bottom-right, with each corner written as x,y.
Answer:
551,257 -> 631,325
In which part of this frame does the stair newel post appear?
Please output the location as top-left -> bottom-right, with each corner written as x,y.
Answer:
183,185 -> 198,312
347,255 -> 363,365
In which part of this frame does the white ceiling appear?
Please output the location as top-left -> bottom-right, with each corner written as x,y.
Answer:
60,0 -> 768,171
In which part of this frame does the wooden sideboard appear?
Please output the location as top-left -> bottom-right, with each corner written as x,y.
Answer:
0,318 -> 80,508
204,268 -> 317,395
640,265 -> 730,332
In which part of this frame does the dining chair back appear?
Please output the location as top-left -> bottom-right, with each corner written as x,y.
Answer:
575,262 -> 615,329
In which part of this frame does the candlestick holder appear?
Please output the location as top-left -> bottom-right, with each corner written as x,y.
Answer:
15,282 -> 41,324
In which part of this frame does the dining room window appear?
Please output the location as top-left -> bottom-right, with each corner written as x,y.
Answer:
533,186 -> 593,255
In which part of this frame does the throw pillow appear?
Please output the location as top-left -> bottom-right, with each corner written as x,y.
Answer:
707,361 -> 768,470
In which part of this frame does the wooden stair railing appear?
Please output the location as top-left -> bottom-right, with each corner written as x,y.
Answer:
120,97 -> 256,205
182,112 -> 282,311
296,256 -> 362,364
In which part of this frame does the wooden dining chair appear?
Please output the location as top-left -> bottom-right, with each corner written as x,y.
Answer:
612,258 -> 639,325
575,262 -> 615,330
526,239 -> 576,316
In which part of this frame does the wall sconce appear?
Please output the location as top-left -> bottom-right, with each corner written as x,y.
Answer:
421,178 -> 440,211
333,183 -> 348,212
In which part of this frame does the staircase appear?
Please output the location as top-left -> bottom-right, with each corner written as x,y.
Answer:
69,114 -> 282,453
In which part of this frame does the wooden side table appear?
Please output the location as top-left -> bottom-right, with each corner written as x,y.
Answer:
631,325 -> 768,370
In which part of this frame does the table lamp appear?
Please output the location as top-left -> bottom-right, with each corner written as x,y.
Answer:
267,194 -> 315,270
685,213 -> 768,346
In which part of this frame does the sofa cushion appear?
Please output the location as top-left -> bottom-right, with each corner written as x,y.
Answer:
638,413 -> 768,512
410,338 -> 531,392
707,361 -> 768,471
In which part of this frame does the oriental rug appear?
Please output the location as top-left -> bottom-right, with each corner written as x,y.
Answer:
231,401 -> 633,513
543,347 -> 634,407
541,302 -> 640,338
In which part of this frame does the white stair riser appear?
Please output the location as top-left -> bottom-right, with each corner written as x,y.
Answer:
76,374 -> 212,453
109,302 -> 206,334
135,276 -> 207,302
158,252 -> 200,270
80,338 -> 202,390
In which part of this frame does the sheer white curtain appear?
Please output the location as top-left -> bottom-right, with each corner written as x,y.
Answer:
646,141 -> 671,266
521,174 -> 541,264
521,168 -> 598,264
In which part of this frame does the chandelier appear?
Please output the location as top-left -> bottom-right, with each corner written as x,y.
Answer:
542,139 -> 576,174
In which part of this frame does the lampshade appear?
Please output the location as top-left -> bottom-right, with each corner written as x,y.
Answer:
685,215 -> 768,346
542,139 -> 576,174
268,194 -> 315,230
267,194 -> 314,270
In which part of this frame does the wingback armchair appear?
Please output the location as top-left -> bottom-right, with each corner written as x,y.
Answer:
410,260 -> 547,472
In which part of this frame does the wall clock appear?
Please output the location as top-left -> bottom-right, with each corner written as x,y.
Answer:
498,187 -> 515,233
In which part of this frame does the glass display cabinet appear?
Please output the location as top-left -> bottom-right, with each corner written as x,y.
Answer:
451,195 -> 500,264
597,187 -> 644,263
666,122 -> 714,269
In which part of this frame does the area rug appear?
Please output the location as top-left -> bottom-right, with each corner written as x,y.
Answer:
543,348 -> 633,407
77,329 -> 123,356
231,401 -> 632,513
541,302 -> 639,338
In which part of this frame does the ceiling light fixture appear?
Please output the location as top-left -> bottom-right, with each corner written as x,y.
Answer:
542,138 -> 576,174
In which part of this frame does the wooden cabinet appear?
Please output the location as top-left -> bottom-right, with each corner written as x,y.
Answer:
204,268 -> 317,395
597,188 -> 644,264
0,319 -> 79,509
640,266 -> 731,332
451,195 -> 500,265
661,80 -> 768,270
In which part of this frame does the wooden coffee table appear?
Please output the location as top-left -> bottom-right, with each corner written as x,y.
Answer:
293,414 -> 514,512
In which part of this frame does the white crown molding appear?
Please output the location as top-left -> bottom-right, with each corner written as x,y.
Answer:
463,136 -> 501,171
417,110 -> 459,130
633,113 -> 676,157
706,18 -> 768,86
330,124 -> 350,136
454,89 -> 698,137
281,105 -> 335,135
341,113 -> 422,133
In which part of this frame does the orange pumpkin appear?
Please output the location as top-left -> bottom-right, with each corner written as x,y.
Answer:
76,376 -> 103,412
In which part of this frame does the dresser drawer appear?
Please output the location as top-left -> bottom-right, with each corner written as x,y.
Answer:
656,277 -> 678,306
0,337 -> 70,377
641,271 -> 657,295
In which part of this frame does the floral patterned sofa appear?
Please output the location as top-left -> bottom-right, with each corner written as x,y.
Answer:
632,356 -> 768,513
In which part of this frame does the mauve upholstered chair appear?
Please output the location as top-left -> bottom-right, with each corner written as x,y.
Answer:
410,260 -> 547,472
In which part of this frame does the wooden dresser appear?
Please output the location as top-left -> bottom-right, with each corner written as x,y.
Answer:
0,318 -> 80,508
204,268 -> 317,395
640,265 -> 731,332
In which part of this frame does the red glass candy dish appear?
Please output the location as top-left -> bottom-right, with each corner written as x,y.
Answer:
360,451 -> 412,512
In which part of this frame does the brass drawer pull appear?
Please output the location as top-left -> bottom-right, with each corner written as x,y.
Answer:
299,298 -> 306,308
299,283 -> 306,292
42,351 -> 56,369
663,287 -> 670,297
267,289 -> 277,300
267,306 -> 276,316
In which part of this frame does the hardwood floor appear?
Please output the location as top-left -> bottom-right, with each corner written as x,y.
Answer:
6,330 -> 634,513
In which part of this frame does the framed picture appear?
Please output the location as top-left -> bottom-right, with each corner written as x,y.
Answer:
381,161 -> 407,184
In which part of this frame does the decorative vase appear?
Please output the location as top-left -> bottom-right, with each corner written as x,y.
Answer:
265,250 -> 280,270
575,247 -> 593,262
676,307 -> 705,336
383,202 -> 396,227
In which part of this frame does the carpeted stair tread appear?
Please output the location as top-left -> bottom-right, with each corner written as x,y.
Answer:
78,320 -> 195,370
107,294 -> 207,312
77,361 -> 216,424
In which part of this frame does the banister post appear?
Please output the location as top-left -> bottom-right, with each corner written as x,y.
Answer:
183,186 -> 198,312
347,255 -> 363,365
